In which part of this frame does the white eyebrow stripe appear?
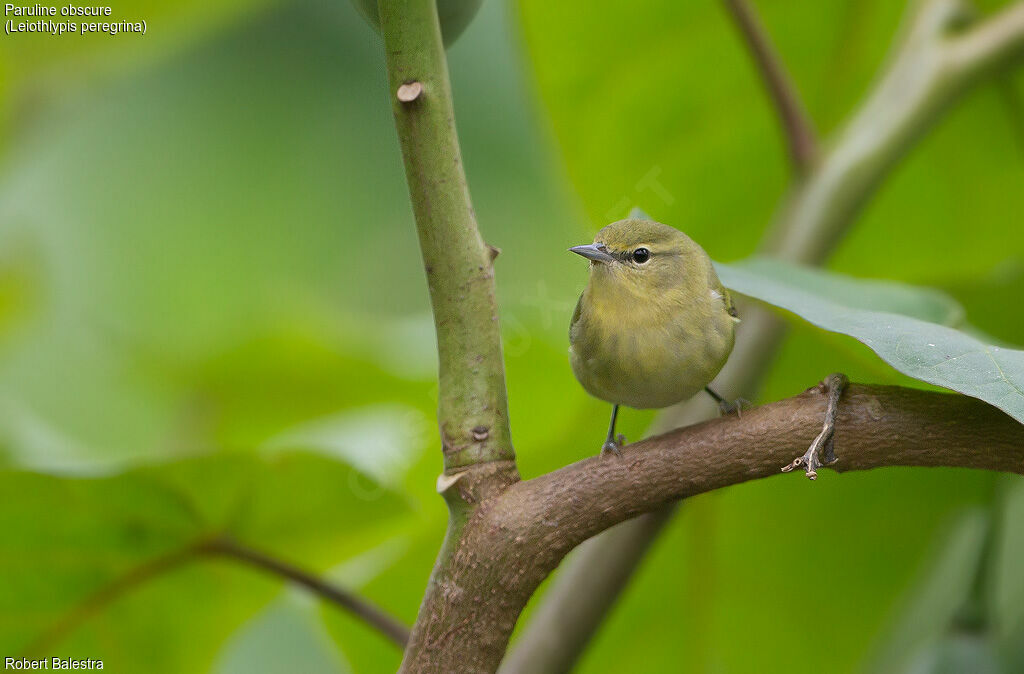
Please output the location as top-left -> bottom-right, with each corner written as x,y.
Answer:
710,289 -> 723,301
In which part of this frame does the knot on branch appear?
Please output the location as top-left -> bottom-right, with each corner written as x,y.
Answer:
396,80 -> 423,103
438,460 -> 520,506
440,419 -> 516,471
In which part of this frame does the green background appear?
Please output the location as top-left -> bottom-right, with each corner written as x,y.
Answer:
0,0 -> 1022,671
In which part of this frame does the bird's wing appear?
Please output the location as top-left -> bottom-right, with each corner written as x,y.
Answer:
722,287 -> 739,319
569,293 -> 584,340
707,267 -> 740,321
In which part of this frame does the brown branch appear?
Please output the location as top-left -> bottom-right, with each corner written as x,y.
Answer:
497,507 -> 675,673
23,536 -> 410,655
403,384 -> 1024,672
723,0 -> 817,172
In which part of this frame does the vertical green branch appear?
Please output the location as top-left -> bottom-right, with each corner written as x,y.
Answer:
378,0 -> 515,474
377,1 -> 520,669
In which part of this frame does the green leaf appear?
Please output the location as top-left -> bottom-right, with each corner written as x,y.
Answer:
0,452 -> 409,673
214,594 -> 350,674
716,257 -> 1024,424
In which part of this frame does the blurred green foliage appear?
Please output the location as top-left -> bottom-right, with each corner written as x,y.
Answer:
0,0 -> 1021,671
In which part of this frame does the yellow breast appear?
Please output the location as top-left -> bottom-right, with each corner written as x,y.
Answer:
569,277 -> 736,409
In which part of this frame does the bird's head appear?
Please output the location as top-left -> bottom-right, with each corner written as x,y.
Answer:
569,218 -> 706,293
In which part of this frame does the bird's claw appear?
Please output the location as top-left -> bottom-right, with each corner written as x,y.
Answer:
781,373 -> 847,480
601,434 -> 626,457
718,397 -> 750,418
781,435 -> 836,480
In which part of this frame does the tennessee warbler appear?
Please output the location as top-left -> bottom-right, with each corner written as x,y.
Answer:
569,218 -> 740,455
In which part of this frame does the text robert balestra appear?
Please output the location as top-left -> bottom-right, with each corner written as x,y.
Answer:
5,657 -> 103,670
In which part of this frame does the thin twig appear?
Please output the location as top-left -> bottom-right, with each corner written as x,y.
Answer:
723,0 -> 818,172
200,537 -> 410,647
23,536 -> 410,654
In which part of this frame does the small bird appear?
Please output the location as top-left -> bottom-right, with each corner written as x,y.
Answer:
569,218 -> 740,455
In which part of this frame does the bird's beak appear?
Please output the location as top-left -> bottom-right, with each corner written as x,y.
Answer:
569,243 -> 616,264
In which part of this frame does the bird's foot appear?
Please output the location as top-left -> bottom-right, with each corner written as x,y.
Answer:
717,397 -> 750,418
705,387 -> 748,418
601,434 -> 626,457
781,373 -> 848,480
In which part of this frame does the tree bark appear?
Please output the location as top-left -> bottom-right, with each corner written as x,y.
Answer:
401,384 -> 1024,672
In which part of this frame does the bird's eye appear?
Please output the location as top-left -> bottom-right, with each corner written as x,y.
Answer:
632,248 -> 650,264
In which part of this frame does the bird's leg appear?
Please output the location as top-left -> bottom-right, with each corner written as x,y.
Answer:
782,373 -> 849,480
601,404 -> 624,456
704,386 -> 749,418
